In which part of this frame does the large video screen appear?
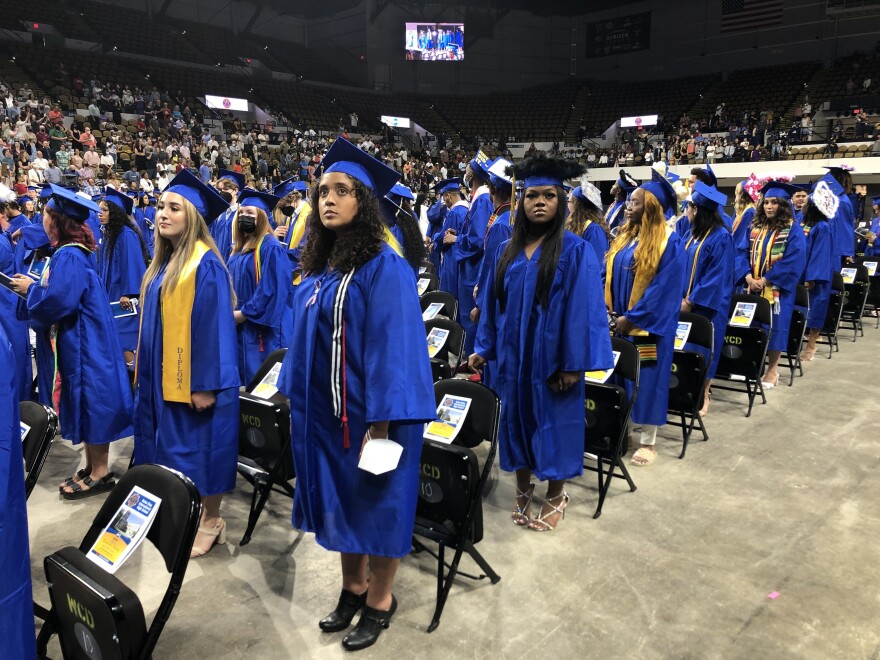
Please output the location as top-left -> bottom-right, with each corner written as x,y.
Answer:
405,23 -> 464,61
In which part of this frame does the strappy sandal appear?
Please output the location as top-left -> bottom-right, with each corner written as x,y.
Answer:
800,346 -> 817,362
631,446 -> 657,466
512,483 -> 534,526
190,518 -> 227,558
61,473 -> 116,500
529,491 -> 569,532
58,468 -> 90,492
761,373 -> 779,390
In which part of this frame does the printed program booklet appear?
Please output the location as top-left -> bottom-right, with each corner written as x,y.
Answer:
863,261 -> 878,277
251,362 -> 282,399
417,277 -> 431,296
584,351 -> 621,384
20,421 -> 31,442
422,302 -> 445,320
109,299 -> 139,319
426,326 -> 450,359
730,301 -> 757,327
0,272 -> 26,299
424,394 -> 472,444
841,267 -> 857,284
86,486 -> 161,574
674,321 -> 692,350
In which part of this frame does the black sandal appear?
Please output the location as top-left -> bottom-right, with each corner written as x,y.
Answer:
58,468 -> 90,492
61,474 -> 116,500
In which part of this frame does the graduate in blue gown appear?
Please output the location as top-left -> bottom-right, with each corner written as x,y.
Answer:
133,192 -> 156,256
271,179 -> 312,280
97,188 -> 150,361
744,181 -> 806,389
425,194 -> 447,271
9,185 -> 132,499
606,171 -> 686,467
0,324 -> 35,659
680,182 -> 735,414
799,181 -> 839,361
132,169 -> 239,559
819,167 -> 856,265
0,206 -> 33,402
277,138 -> 435,651
454,155 -> 493,354
382,183 -> 427,275
433,177 -> 468,298
471,155 -> 613,532
567,180 -> 611,280
859,196 -> 880,257
227,188 -> 292,385
605,169 -> 638,235
791,185 -> 809,224
732,180 -> 758,289
472,161 -> 513,389
209,169 -> 245,262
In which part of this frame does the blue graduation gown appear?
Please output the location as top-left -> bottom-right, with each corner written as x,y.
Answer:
210,206 -> 236,262
435,202 -> 467,297
757,223 -> 807,352
228,235 -> 293,385
23,245 -> 132,444
733,207 -> 755,286
682,228 -> 736,379
606,201 -> 626,233
0,325 -> 35,659
581,221 -> 610,281
97,226 -> 147,352
475,232 -> 613,480
277,245 -> 435,557
426,199 -> 447,271
861,217 -> 880,257
609,232 -> 686,426
0,233 -> 32,402
801,221 -> 833,329
474,210 -> 511,390
134,206 -> 156,256
455,188 -> 492,354
133,252 -> 240,496
829,195 -> 855,262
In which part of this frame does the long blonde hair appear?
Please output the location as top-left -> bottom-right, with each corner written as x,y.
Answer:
231,208 -> 271,255
141,193 -> 235,304
608,190 -> 667,283
734,181 -> 754,219
272,191 -> 298,228
567,196 -> 609,239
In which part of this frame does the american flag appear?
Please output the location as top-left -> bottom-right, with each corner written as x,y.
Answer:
721,0 -> 784,33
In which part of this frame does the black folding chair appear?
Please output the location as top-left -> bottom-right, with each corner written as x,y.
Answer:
713,294 -> 772,417
37,464 -> 202,660
418,272 -> 440,295
583,336 -> 639,518
237,348 -> 294,546
20,400 -> 58,499
425,317 -> 466,377
666,312 -> 712,459
419,260 -> 437,276
782,284 -> 809,385
818,272 -> 846,357
420,289 -> 459,321
412,379 -> 501,633
840,265 -> 870,341
855,256 -> 880,328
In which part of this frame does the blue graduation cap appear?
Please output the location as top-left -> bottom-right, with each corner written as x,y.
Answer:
237,188 -> 281,215
690,181 -> 727,211
273,178 -> 307,199
639,170 -> 677,213
320,137 -> 400,199
813,173 -> 844,197
667,171 -> 681,184
704,163 -> 718,187
217,169 -> 246,190
759,181 -> 799,200
26,185 -> 39,192
468,150 -> 491,178
103,188 -> 134,216
388,183 -> 415,201
162,169 -> 230,223
16,196 -> 31,207
872,196 -> 880,206
790,183 -> 810,193
44,183 -> 101,222
435,177 -> 464,195
487,158 -> 513,192
616,169 -> 638,193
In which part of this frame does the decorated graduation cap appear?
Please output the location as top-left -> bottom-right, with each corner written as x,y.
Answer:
638,169 -> 678,213
573,176 -> 603,210
759,181 -> 799,200
43,183 -> 101,222
616,169 -> 639,192
237,188 -> 281,215
809,180 -> 840,219
103,188 -> 134,215
435,177 -> 464,195
822,164 -> 855,176
507,154 -> 584,191
217,168 -> 246,190
468,149 -> 492,178
690,181 -> 727,211
487,157 -> 513,192
813,173 -> 844,197
388,183 -> 415,201
273,178 -> 307,199
320,137 -> 401,199
162,168 -> 230,223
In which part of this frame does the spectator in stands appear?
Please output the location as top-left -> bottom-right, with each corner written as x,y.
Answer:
139,171 -> 155,195
31,150 -> 49,182
44,160 -> 62,185
83,177 -> 101,197
199,160 -> 211,184
83,145 -> 100,172
122,164 -> 139,188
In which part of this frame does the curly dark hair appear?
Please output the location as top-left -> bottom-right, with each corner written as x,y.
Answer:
299,174 -> 386,273
753,194 -> 794,232
101,201 -> 150,267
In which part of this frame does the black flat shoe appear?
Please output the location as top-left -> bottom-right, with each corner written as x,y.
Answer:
341,595 -> 397,651
319,589 -> 367,632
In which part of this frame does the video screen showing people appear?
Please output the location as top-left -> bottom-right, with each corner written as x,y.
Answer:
405,22 -> 464,61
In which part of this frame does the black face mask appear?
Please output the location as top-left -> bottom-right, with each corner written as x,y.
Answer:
237,214 -> 257,234
280,205 -> 295,217
218,190 -> 233,203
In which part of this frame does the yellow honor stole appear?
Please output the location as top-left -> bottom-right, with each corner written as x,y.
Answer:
287,202 -> 312,250
161,240 -> 210,403
604,226 -> 672,336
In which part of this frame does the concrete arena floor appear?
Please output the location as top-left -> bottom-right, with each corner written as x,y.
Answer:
28,323 -> 880,660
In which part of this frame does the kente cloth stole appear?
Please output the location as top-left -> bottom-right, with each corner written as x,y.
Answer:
484,203 -> 511,248
750,224 -> 790,304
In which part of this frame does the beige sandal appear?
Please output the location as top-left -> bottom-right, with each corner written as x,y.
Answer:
512,483 -> 534,526
528,492 -> 569,532
631,446 -> 657,466
190,518 -> 227,558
